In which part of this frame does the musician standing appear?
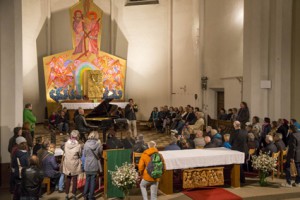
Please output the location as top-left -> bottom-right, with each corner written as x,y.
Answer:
125,98 -> 138,138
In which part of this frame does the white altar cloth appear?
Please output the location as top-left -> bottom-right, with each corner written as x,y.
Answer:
61,102 -> 128,110
159,148 -> 245,170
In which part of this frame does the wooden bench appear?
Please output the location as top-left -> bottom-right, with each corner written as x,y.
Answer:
42,177 -> 51,195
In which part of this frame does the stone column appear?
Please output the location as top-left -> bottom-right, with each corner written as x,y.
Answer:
243,0 -> 292,120
0,0 -> 23,187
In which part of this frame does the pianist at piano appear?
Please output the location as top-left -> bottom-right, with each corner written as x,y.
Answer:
74,108 -> 98,142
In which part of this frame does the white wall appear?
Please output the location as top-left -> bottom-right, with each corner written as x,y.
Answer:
203,0 -> 244,118
0,0 -> 23,163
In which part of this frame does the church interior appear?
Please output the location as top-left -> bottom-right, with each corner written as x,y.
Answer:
1,0 -> 300,199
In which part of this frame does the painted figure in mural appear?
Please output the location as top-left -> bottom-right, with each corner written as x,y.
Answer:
87,11 -> 99,54
73,10 -> 85,54
47,56 -> 74,89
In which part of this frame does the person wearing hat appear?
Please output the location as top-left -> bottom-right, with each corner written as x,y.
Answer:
11,136 -> 30,200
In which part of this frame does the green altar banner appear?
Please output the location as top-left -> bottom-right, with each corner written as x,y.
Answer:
107,149 -> 131,198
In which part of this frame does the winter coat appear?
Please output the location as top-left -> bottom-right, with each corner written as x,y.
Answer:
138,147 -> 165,182
63,139 -> 82,176
125,104 -> 137,120
21,165 -> 44,198
41,152 -> 59,178
164,143 -> 181,151
83,139 -> 102,173
23,108 -> 37,131
287,132 -> 300,162
12,150 -> 30,178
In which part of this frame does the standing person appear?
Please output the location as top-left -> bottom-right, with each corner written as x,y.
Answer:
230,121 -> 248,184
125,98 -> 138,138
282,125 -> 300,187
83,131 -> 102,200
236,102 -> 250,129
138,141 -> 165,200
12,137 -> 30,200
63,130 -> 82,200
22,122 -> 33,150
8,127 -> 23,154
23,103 -> 37,140
20,155 -> 44,200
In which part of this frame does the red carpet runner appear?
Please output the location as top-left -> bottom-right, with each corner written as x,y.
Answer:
183,188 -> 242,200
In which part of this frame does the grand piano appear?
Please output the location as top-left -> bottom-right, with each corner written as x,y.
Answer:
85,98 -> 127,143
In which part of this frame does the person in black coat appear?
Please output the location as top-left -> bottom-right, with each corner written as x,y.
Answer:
282,125 -> 300,187
262,135 -> 278,156
230,121 -> 248,183
236,102 -> 250,128
204,136 -> 218,148
21,155 -> 44,200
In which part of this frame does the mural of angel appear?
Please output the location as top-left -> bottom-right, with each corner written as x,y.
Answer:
47,56 -> 74,88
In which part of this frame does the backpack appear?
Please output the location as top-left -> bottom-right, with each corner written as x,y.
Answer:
146,153 -> 164,178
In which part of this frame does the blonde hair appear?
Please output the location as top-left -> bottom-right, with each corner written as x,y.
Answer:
88,131 -> 99,140
224,134 -> 230,142
148,141 -> 156,148
211,129 -> 218,136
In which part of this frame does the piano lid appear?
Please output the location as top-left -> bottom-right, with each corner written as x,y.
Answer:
85,98 -> 117,119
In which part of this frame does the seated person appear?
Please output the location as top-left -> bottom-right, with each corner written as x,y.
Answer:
56,110 -> 69,133
218,108 -> 228,120
74,108 -> 97,142
262,135 -> 278,156
132,134 -> 148,153
193,130 -> 205,148
164,136 -> 180,151
48,111 -> 58,130
32,136 -> 43,156
177,132 -> 195,149
171,107 -> 196,134
274,133 -> 286,151
21,155 -> 44,200
149,107 -> 159,129
37,139 -> 50,165
223,134 -> 232,149
211,129 -> 223,147
106,130 -> 124,149
41,143 -> 60,189
205,126 -> 212,138
204,136 -> 218,148
122,131 -> 136,149
187,112 -> 205,134
247,133 -> 259,149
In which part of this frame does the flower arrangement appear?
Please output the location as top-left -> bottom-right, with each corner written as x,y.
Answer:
252,152 -> 277,173
110,162 -> 139,196
252,152 -> 277,186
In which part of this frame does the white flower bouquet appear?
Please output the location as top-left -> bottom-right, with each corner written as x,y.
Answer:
252,152 -> 277,173
110,162 -> 139,195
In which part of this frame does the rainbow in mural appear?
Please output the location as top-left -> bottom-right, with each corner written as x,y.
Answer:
43,0 -> 126,107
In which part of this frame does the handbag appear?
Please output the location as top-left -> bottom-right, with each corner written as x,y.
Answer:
17,158 -> 22,179
77,172 -> 86,189
90,148 -> 103,173
290,161 -> 298,177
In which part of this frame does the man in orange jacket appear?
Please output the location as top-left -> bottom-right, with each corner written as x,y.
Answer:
138,141 -> 165,200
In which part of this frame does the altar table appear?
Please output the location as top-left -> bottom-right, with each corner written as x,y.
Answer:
159,148 -> 245,194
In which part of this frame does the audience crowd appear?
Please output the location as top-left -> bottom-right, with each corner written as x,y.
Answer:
7,101 -> 300,200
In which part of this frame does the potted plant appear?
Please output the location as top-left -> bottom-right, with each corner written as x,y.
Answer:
251,152 -> 277,186
110,162 -> 139,199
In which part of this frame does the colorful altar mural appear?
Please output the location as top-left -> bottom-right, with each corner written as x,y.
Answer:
43,0 -> 126,104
